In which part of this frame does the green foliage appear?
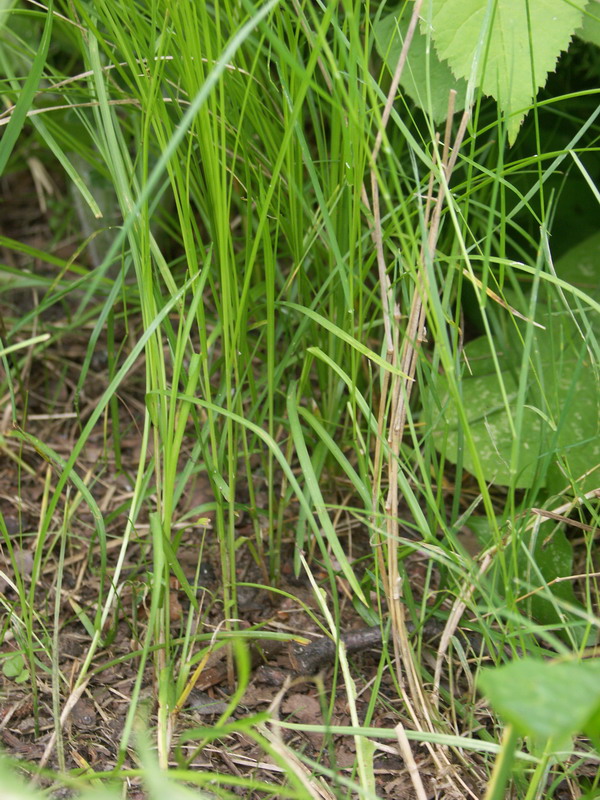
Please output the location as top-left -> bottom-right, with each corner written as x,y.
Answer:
0,0 -> 599,797
377,0 -> 589,141
0,754 -> 240,799
0,2 -> 53,176
2,651 -> 30,684
516,528 -> 580,626
479,657 -> 600,743
479,658 -> 600,799
374,11 -> 468,123
434,234 -> 600,493
471,514 -> 581,630
578,1 -> 600,47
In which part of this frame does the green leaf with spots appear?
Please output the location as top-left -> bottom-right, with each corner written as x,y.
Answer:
435,321 -> 599,490
422,0 -> 588,143
434,236 -> 600,492
435,351 -> 543,488
550,230 -> 600,304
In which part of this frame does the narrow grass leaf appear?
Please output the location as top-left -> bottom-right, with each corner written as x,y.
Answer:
296,405 -> 372,511
174,393 -> 367,605
284,302 -> 408,377
0,1 -> 53,176
287,386 -> 366,603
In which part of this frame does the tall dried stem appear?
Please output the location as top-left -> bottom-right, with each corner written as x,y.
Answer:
365,6 -> 472,784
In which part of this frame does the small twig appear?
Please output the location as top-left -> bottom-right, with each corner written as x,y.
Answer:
531,504 -> 599,533
289,626 -> 384,674
515,571 -> 600,604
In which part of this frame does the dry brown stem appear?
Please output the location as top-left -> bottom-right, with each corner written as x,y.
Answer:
363,9 -> 476,792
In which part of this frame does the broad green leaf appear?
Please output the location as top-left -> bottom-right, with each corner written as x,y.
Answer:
516,528 -> 580,633
545,232 -> 600,492
544,366 -> 600,495
2,652 -> 29,682
577,0 -> 600,47
466,517 -> 581,636
434,321 -> 599,490
374,9 -> 467,124
434,235 -> 600,491
436,360 -> 542,488
479,658 -> 600,740
423,0 -> 588,143
552,230 -> 600,302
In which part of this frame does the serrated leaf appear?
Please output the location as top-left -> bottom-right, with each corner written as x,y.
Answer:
577,0 -> 600,47
374,9 -> 467,124
479,658 -> 600,740
423,0 -> 587,143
